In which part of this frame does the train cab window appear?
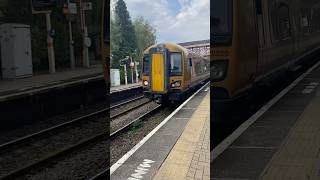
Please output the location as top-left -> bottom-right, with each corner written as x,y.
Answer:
212,0 -> 232,45
143,55 -> 150,75
170,53 -> 182,75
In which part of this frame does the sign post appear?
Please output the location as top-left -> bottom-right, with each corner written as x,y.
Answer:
135,61 -> 139,83
129,57 -> 134,83
31,0 -> 56,73
79,0 -> 91,68
45,12 -> 55,73
120,56 -> 129,85
64,0 -> 76,69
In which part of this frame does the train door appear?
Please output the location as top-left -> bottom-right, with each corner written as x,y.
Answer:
255,0 -> 266,77
187,55 -> 192,88
151,53 -> 165,92
101,0 -> 109,83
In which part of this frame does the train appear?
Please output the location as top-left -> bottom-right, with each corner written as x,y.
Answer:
101,0 -> 109,85
142,43 -> 210,103
212,0 -> 320,121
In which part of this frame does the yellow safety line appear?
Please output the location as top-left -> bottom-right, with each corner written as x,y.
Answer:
153,93 -> 210,180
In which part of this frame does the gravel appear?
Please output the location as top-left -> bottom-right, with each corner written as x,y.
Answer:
110,105 -> 177,165
110,101 -> 160,134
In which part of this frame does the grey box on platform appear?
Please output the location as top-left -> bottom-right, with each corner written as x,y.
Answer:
110,69 -> 120,86
0,23 -> 33,79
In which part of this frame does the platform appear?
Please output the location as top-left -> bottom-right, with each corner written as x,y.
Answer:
111,83 -> 210,180
110,82 -> 142,94
0,65 -> 103,101
211,62 -> 320,180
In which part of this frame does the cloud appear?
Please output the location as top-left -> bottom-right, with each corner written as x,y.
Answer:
111,0 -> 210,43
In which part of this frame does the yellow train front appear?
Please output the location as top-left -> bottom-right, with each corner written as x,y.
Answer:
142,43 -> 209,103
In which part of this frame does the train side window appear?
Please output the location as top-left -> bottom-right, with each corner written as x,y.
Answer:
189,58 -> 192,66
301,2 -> 320,34
278,4 -> 291,39
143,55 -> 150,75
195,62 -> 201,74
270,1 -> 291,41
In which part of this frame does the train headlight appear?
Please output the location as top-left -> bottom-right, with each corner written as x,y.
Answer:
211,60 -> 228,82
171,80 -> 181,88
143,80 -> 149,86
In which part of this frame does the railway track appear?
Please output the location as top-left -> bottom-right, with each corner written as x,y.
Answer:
110,96 -> 151,119
0,108 -> 107,179
110,104 -> 162,138
110,95 -> 145,110
89,104 -> 162,180
0,95 -> 147,153
0,95 -> 157,179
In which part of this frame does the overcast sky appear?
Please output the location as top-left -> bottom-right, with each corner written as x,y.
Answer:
111,0 -> 210,43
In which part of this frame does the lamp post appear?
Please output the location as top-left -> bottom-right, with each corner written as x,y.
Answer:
66,0 -> 75,69
120,56 -> 129,85
135,61 -> 139,83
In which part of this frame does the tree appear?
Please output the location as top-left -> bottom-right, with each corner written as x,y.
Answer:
110,17 -> 121,67
110,1 -> 157,83
113,0 -> 136,68
132,16 -> 156,72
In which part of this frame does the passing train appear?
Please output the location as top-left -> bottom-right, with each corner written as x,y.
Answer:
142,43 -> 209,103
101,0 -> 109,85
212,0 -> 320,121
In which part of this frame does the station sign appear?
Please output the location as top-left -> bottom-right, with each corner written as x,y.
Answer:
69,3 -> 78,14
83,2 -> 92,10
32,0 -> 57,11
130,62 -> 135,68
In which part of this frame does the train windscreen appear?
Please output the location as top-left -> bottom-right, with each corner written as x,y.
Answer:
212,0 -> 232,46
170,53 -> 182,75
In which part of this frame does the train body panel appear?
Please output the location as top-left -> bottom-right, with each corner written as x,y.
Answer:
212,0 -> 320,121
143,43 -> 209,103
212,0 -> 320,99
101,0 -> 109,85
151,53 -> 165,93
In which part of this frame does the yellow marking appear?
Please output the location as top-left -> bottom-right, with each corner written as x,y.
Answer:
153,93 -> 210,180
152,53 -> 165,92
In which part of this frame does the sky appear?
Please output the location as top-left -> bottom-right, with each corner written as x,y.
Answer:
111,0 -> 210,43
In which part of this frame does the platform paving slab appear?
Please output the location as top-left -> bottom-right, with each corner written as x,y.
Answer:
153,93 -> 210,180
111,85 -> 209,180
0,65 -> 103,98
211,64 -> 320,180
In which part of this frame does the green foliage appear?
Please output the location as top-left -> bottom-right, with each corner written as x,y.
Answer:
110,18 -> 120,64
131,119 -> 143,131
133,16 -> 156,72
112,0 -> 137,68
111,0 -> 157,83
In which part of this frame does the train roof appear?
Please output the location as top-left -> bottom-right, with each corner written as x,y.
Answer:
143,42 -> 188,54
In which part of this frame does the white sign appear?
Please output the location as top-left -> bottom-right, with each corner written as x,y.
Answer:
83,2 -> 92,10
69,3 -> 77,14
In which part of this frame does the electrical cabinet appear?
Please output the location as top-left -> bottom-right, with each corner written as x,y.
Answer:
0,24 -> 33,79
110,69 -> 120,86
